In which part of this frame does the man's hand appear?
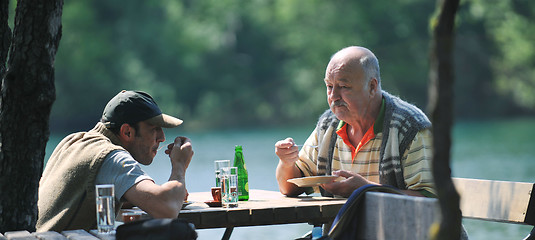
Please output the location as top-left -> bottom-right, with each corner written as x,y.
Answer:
320,170 -> 377,197
165,137 -> 193,179
275,137 -> 304,196
275,137 -> 299,167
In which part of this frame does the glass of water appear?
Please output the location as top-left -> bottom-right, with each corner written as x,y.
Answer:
95,184 -> 115,233
221,167 -> 238,208
214,160 -> 230,187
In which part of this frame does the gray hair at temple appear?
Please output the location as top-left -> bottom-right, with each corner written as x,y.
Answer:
359,51 -> 381,86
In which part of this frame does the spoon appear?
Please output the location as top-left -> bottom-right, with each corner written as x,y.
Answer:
294,144 -> 318,149
157,142 -> 169,151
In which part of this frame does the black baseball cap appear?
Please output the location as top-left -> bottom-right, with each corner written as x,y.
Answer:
101,90 -> 183,129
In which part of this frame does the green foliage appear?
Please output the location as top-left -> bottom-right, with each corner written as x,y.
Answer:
470,0 -> 535,109
50,0 -> 534,131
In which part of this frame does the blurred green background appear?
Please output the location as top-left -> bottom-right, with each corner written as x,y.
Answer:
13,0 -> 533,132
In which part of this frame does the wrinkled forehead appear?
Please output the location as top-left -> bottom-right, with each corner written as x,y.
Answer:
325,56 -> 363,79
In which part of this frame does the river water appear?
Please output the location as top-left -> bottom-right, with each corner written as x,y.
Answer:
46,117 -> 535,239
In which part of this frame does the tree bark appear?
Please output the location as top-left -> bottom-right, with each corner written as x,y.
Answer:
0,0 -> 63,232
428,0 -> 461,239
0,0 -> 10,76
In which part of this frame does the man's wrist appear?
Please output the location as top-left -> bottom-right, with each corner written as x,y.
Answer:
169,166 -> 186,182
169,175 -> 185,183
279,159 -> 298,169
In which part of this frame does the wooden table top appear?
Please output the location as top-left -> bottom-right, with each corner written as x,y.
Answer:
3,190 -> 347,239
179,189 -> 347,229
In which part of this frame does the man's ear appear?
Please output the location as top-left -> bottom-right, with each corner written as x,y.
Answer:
118,123 -> 134,142
368,78 -> 378,97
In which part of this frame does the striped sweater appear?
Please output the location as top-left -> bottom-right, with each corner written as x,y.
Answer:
315,91 -> 432,189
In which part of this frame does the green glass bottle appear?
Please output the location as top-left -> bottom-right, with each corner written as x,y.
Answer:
233,145 -> 249,201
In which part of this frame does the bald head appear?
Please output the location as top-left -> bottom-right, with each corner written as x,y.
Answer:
323,46 -> 383,128
326,46 -> 381,86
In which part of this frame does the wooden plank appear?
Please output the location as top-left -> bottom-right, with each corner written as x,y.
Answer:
296,205 -> 322,222
453,178 -> 534,224
179,211 -> 201,227
226,208 -> 250,226
357,192 -> 438,240
31,232 -> 67,240
61,230 -> 99,240
273,206 -> 296,222
198,209 -> 229,229
250,208 -> 275,225
322,204 -> 343,219
87,230 -> 115,240
4,231 -> 37,240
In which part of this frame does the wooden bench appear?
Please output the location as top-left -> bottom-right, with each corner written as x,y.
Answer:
337,177 -> 535,239
453,177 -> 535,225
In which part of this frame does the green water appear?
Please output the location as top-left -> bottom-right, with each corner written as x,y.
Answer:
451,118 -> 535,240
45,118 -> 535,239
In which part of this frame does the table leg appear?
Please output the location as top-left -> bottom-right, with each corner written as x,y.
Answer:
222,227 -> 234,240
322,222 -> 332,235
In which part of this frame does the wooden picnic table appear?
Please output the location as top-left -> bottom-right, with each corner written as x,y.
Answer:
1,189 -> 346,240
182,189 -> 347,230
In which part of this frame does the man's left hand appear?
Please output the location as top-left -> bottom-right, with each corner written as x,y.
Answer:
320,170 -> 378,197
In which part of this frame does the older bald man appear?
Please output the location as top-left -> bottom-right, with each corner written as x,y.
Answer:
275,46 -> 435,198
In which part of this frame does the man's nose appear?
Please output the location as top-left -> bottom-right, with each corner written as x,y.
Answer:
330,86 -> 341,100
157,129 -> 165,142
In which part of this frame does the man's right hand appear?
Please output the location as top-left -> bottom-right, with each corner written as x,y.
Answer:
165,137 -> 194,173
275,137 -> 304,196
275,137 -> 299,166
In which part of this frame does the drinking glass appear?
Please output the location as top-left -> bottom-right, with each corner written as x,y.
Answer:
214,160 -> 230,187
95,184 -> 115,233
221,167 -> 238,208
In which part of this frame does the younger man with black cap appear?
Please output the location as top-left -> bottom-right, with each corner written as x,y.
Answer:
37,90 -> 193,232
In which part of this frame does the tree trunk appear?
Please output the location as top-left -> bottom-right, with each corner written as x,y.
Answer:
428,0 -> 461,239
0,0 -> 63,232
0,1 -> 10,75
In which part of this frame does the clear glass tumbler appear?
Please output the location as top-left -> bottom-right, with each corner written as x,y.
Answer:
95,184 -> 115,233
221,166 -> 238,208
214,160 -> 230,187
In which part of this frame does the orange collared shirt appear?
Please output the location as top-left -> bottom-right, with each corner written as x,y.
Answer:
336,123 -> 376,162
